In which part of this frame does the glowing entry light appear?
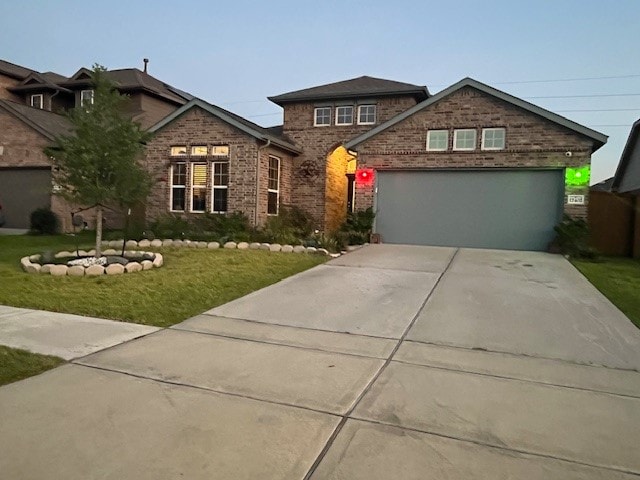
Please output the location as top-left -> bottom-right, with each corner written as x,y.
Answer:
356,168 -> 375,185
565,166 -> 590,187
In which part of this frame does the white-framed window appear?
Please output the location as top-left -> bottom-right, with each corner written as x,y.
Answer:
170,162 -> 186,211
267,155 -> 280,215
190,163 -> 207,213
335,106 -> 354,125
453,129 -> 477,151
482,128 -> 506,150
426,130 -> 448,151
80,89 -> 94,107
211,162 -> 229,213
357,105 -> 376,125
191,145 -> 208,156
170,146 -> 187,156
314,107 -> 331,126
211,145 -> 229,156
30,94 -> 44,109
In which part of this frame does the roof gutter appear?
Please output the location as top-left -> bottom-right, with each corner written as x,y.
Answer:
255,139 -> 271,226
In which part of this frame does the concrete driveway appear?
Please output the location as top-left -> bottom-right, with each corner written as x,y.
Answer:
1,245 -> 639,479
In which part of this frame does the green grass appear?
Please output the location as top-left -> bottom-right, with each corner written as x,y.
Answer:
0,233 -> 327,327
572,256 -> 640,329
0,345 -> 65,386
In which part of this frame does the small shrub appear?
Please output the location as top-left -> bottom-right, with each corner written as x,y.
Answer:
148,214 -> 191,239
29,207 -> 59,235
553,215 -> 598,259
339,207 -> 375,246
261,206 -> 314,244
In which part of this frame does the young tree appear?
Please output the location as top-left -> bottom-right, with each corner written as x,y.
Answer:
45,65 -> 152,257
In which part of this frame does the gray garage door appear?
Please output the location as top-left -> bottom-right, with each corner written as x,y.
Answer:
375,170 -> 564,251
0,168 -> 52,229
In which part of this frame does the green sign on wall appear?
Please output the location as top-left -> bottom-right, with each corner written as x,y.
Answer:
565,166 -> 590,187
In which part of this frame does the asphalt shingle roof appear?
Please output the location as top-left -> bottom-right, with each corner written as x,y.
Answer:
0,99 -> 72,140
0,59 -> 37,80
268,76 -> 429,104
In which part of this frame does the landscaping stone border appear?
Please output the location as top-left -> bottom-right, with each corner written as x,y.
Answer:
21,238 -> 338,276
100,239 -> 334,256
21,250 -> 163,277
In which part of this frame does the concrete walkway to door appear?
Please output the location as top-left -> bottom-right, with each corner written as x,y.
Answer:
1,245 -> 639,479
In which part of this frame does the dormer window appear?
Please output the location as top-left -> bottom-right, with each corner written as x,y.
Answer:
314,107 -> 331,126
30,94 -> 43,110
336,106 -> 354,126
80,90 -> 94,107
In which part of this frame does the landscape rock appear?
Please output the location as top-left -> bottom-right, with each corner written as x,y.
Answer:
249,242 -> 261,250
49,265 -> 68,276
306,247 -> 317,253
85,265 -> 105,276
197,241 -> 208,248
141,260 -> 153,270
281,245 -> 294,253
76,250 -> 89,256
109,240 -> 124,248
318,248 -> 329,256
224,242 -> 237,249
40,264 -> 54,274
125,240 -> 138,249
187,241 -> 198,248
172,240 -> 184,248
207,242 -> 220,249
293,245 -> 306,253
237,242 -> 249,250
102,249 -> 117,255
67,265 -> 85,277
151,239 -> 163,247
260,243 -> 271,250
152,253 -> 163,268
138,239 -> 151,248
269,244 -> 282,252
125,262 -> 142,273
29,254 -> 41,263
162,239 -> 173,247
54,251 -> 73,259
87,250 -> 96,256
105,264 -> 125,275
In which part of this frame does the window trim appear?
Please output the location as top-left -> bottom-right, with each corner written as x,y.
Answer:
169,162 -> 186,212
80,89 -> 94,107
190,145 -> 208,156
30,94 -> 44,109
189,162 -> 208,213
453,129 -> 477,151
210,145 -> 230,156
357,104 -> 376,125
335,105 -> 354,126
314,107 -> 331,127
210,161 -> 229,214
426,130 -> 449,151
481,127 -> 506,151
170,146 -> 187,156
267,155 -> 280,216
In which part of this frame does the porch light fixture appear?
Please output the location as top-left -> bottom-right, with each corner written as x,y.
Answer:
565,166 -> 590,187
356,168 -> 375,185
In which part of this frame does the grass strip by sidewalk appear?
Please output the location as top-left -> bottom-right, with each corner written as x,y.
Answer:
0,234 -> 327,327
0,346 -> 65,386
572,256 -> 640,329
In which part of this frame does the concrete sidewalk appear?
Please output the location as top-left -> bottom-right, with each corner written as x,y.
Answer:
0,306 -> 158,359
1,245 -> 639,479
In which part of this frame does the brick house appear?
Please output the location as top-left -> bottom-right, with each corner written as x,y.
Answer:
150,75 -> 605,251
0,59 -> 189,229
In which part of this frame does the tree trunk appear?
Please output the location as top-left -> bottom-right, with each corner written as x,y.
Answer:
95,205 -> 103,258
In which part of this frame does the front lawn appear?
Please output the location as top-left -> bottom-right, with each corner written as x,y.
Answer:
0,345 -> 65,386
0,234 -> 326,327
572,256 -> 640,329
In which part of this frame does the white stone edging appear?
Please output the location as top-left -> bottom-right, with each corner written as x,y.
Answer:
21,250 -> 163,276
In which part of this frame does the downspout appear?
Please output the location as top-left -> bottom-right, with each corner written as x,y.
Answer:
255,139 -> 271,226
49,88 -> 60,112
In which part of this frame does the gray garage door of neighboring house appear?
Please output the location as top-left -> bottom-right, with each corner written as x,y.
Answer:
375,169 -> 564,251
0,168 -> 52,229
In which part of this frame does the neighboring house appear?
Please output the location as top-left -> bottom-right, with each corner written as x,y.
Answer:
0,59 -> 190,229
611,120 -> 640,258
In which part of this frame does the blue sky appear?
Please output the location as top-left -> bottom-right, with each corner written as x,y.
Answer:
2,0 -> 638,183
